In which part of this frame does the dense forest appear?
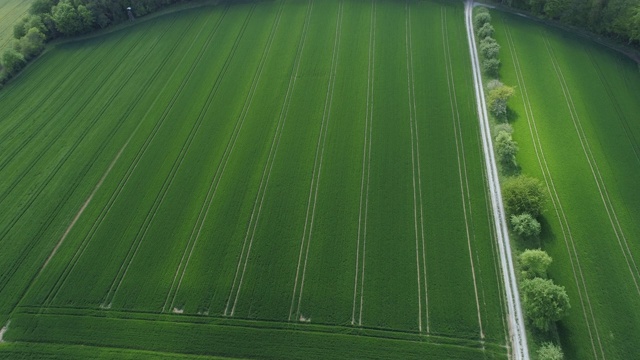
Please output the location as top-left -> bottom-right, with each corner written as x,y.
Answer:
493,0 -> 640,48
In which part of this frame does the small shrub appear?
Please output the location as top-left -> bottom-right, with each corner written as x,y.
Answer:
519,249 -> 552,279
502,175 -> 546,217
538,342 -> 564,360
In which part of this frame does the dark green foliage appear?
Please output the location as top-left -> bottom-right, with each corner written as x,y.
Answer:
522,278 -> 570,332
482,57 -> 500,76
1,49 -> 26,76
479,37 -> 500,59
477,22 -> 494,39
474,11 -> 491,31
538,342 -> 564,360
502,175 -> 546,217
52,1 -> 93,35
495,131 -> 518,168
519,249 -> 552,279
16,28 -> 46,60
30,0 -> 56,15
510,213 -> 541,239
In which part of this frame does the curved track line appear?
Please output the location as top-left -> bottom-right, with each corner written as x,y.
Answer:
503,24 -> 603,359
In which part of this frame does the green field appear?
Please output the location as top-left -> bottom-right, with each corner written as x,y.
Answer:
0,0 -> 32,52
492,9 -> 640,360
0,0 -> 509,358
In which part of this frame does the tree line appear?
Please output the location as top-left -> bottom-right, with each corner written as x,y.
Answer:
492,0 -> 640,49
1,0 -> 209,83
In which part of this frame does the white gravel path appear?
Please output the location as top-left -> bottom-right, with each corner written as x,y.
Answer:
464,2 -> 530,359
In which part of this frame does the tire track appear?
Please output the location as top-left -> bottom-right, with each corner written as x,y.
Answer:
443,6 -> 484,340
504,24 -> 604,359
288,0 -> 343,323
544,34 -> 640,297
405,0 -> 429,334
100,12 -> 233,308
208,2 -> 284,316
39,14 -> 204,309
0,32 -> 146,285
157,6 -> 260,313
351,0 -> 375,327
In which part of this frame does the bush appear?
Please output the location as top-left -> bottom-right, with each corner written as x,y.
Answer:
495,131 -> 518,168
494,123 -> 513,134
1,49 -> 26,76
522,278 -> 570,332
477,22 -> 494,39
538,342 -> 564,360
482,58 -> 500,77
511,213 -> 541,239
480,37 -> 500,59
487,79 -> 503,91
474,11 -> 491,31
519,249 -> 552,279
488,84 -> 514,121
502,175 -> 546,217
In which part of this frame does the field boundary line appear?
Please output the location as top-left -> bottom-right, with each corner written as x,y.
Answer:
102,12 -> 232,307
0,29 -> 153,297
159,6 -> 257,313
38,16 -> 203,309
464,2 -> 529,358
221,0 -> 298,317
543,34 -> 640,299
289,0 -> 343,322
406,0 -> 429,334
443,6 -> 484,340
503,23 -> 603,359
352,0 -> 375,327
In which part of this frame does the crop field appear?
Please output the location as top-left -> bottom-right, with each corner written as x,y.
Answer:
0,0 -> 32,52
492,10 -> 640,360
0,0 -> 510,358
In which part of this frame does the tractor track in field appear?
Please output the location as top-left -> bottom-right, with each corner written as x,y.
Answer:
352,0 -> 375,328
465,2 -> 528,359
289,0 -> 343,323
0,40 -> 92,126
405,1 -> 429,334
39,13 -> 208,308
544,34 -> 640,298
224,2 -> 284,316
504,23 -> 604,359
101,13 -> 231,308
160,5 -> 257,313
0,36 -> 120,206
0,30 -> 152,295
444,6 -> 484,340
585,49 -> 640,166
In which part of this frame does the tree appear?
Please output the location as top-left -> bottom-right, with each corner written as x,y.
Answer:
496,131 -> 518,168
474,11 -> 491,31
482,58 -> 500,77
477,22 -> 495,39
52,1 -> 91,35
494,123 -> 513,135
30,0 -> 55,15
17,27 -> 46,60
519,249 -> 552,279
488,84 -> 514,120
538,342 -> 564,360
479,37 -> 500,59
522,278 -> 570,331
1,49 -> 26,76
511,213 -> 541,239
502,175 -> 546,217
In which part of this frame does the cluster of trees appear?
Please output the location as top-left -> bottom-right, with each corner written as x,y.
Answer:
475,8 -> 501,76
1,0 -> 191,83
503,175 -> 546,239
518,249 -> 570,352
493,0 -> 640,48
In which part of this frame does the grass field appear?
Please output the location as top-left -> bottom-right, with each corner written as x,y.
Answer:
492,9 -> 640,360
0,0 -> 511,358
0,0 -> 32,52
